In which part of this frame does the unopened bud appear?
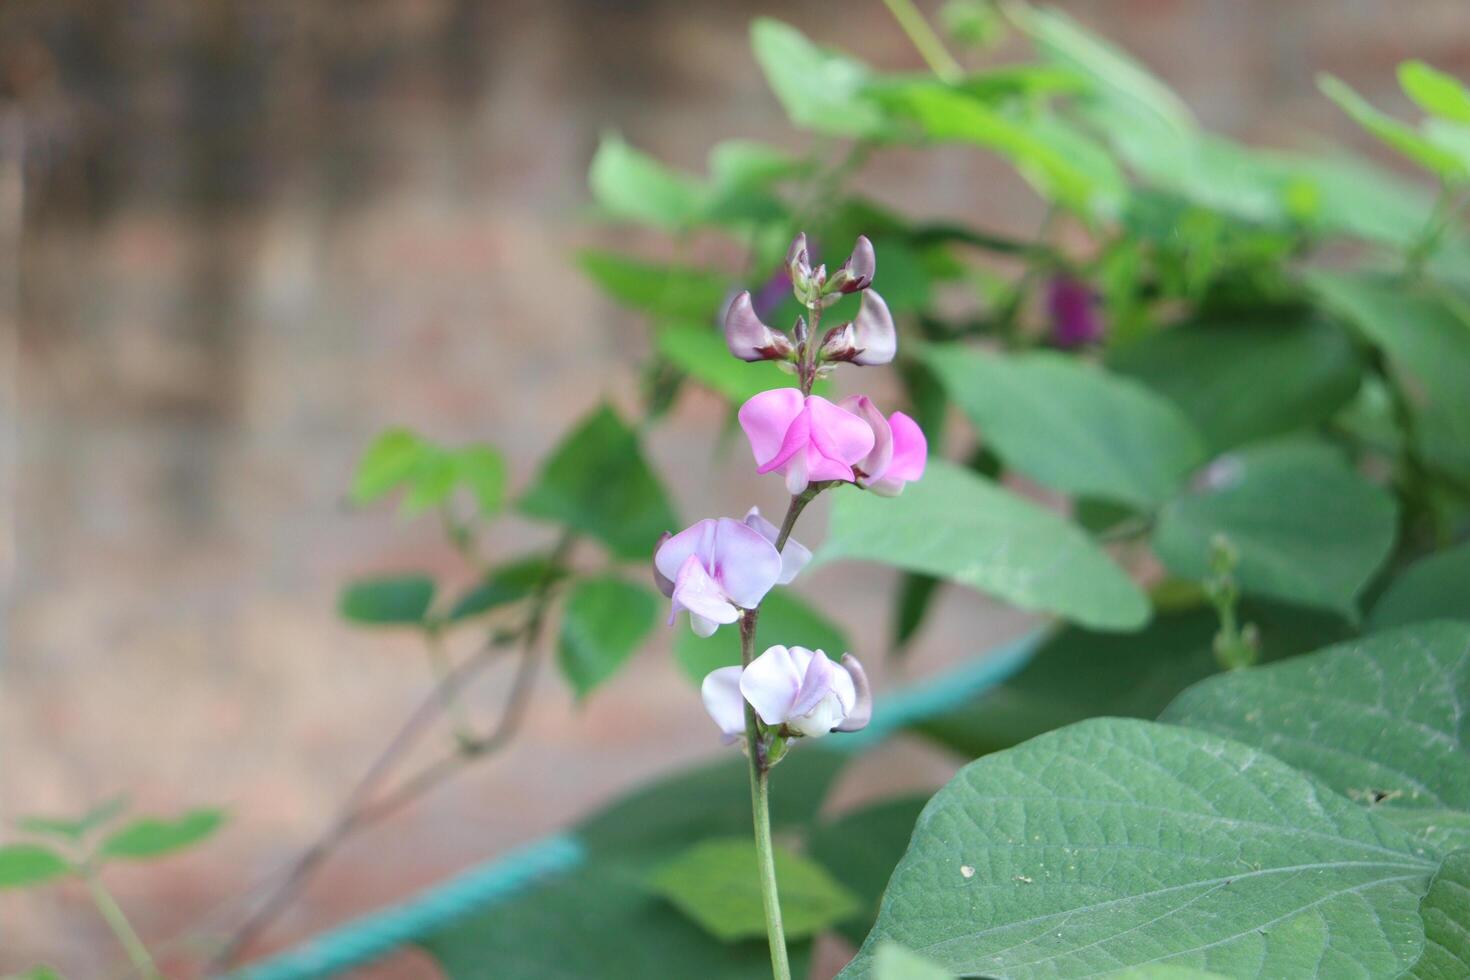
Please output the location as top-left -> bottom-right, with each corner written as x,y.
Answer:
819,322 -> 857,362
786,233 -> 812,282
724,291 -> 794,362
828,235 -> 875,293
850,289 -> 897,366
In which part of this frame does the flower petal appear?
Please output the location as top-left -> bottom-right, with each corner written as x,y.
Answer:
743,506 -> 811,585
724,291 -> 789,362
834,654 -> 872,732
740,644 -> 804,726
708,517 -> 783,609
838,395 -> 894,483
701,666 -> 748,742
671,554 -> 740,628
789,647 -> 848,719
739,388 -> 806,470
759,402 -> 813,476
784,448 -> 812,494
654,519 -> 718,587
651,531 -> 675,598
806,396 -> 876,467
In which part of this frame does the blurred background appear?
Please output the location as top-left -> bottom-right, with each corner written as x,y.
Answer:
2,0 -> 1466,975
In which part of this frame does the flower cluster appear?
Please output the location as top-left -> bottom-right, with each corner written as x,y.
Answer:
656,233 -> 928,753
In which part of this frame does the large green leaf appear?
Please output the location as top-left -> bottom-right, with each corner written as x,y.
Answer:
647,837 -> 858,942
588,134 -> 706,230
577,251 -> 729,322
1107,314 -> 1362,453
99,809 -> 225,860
1370,543 -> 1470,631
922,347 -> 1206,509
1152,441 -> 1397,617
841,718 -> 1436,979
577,748 -> 847,870
557,576 -> 659,699
420,862 -> 810,980
1162,621 -> 1470,818
1310,272 -> 1470,478
519,405 -> 678,561
674,590 -> 848,684
749,19 -> 886,138
338,574 -> 436,627
1409,849 -> 1470,979
0,844 -> 70,889
914,602 -> 1349,759
809,796 -> 931,944
820,460 -> 1148,631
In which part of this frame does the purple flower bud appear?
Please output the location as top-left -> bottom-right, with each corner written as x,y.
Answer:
724,291 -> 794,363
851,289 -> 897,366
831,235 -> 875,293
1046,276 -> 1104,349
786,232 -> 812,282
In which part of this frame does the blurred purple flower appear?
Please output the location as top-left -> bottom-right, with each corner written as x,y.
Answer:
1046,276 -> 1104,349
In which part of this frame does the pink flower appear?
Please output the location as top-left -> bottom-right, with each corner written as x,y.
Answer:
701,646 -> 872,742
738,389 -> 875,494
838,395 -> 928,496
653,518 -> 782,637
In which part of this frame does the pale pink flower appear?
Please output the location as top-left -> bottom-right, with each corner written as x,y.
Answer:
702,646 -> 872,741
653,518 -> 782,637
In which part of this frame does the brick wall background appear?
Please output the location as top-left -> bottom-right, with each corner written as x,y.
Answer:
2,1 -> 1466,975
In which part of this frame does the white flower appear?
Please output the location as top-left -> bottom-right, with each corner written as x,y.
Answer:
701,646 -> 872,742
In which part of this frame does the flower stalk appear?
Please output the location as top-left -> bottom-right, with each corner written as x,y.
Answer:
740,609 -> 791,980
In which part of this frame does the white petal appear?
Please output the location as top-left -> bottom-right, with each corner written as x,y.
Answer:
739,645 -> 803,726
701,666 -> 748,741
743,506 -> 812,585
671,555 -> 740,630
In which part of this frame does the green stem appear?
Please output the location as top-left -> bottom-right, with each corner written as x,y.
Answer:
881,0 -> 963,83
425,627 -> 476,747
86,875 -> 161,980
739,612 -> 790,980
1404,186 -> 1466,279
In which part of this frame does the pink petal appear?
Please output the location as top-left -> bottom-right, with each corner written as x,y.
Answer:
708,517 -> 783,609
834,654 -> 872,732
651,531 -> 675,598
885,411 -> 928,482
806,396 -> 876,467
759,402 -> 813,475
838,395 -> 894,483
740,645 -> 804,726
743,506 -> 812,585
654,519 -> 718,587
723,291 -> 789,362
851,289 -> 897,366
784,448 -> 812,494
739,388 -> 805,470
701,666 -> 748,742
671,554 -> 740,627
788,648 -> 851,719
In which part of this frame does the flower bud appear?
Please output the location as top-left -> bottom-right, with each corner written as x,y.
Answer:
850,289 -> 897,366
723,291 -> 794,363
834,653 -> 872,732
828,235 -> 875,293
786,233 -> 812,283
1046,276 -> 1104,349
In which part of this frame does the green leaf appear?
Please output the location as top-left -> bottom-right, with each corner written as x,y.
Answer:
1006,2 -> 1195,136
1319,74 -> 1468,181
1152,441 -> 1397,617
1162,621 -> 1470,817
1409,849 -> 1470,979
577,250 -> 729,321
922,346 -> 1206,508
654,321 -> 795,404
674,589 -> 847,683
400,449 -> 457,516
649,837 -> 859,942
338,574 -> 435,626
873,942 -> 954,980
447,556 -> 562,623
18,795 -> 129,843
749,18 -> 886,138
1370,543 -> 1470,631
577,749 -> 847,870
1107,314 -> 1363,453
819,460 -> 1149,631
914,602 -> 1350,759
1310,272 -> 1470,479
707,140 -> 811,192
421,861 -> 812,980
557,576 -> 659,699
588,134 -> 706,230
99,808 -> 225,860
0,844 -> 70,889
452,447 -> 507,516
519,405 -> 678,561
809,796 -> 931,944
840,718 -> 1436,979
1399,61 -> 1470,125
349,429 -> 426,505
